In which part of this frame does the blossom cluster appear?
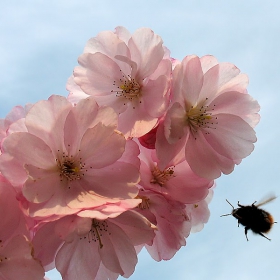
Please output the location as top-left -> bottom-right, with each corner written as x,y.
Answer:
0,26 -> 260,280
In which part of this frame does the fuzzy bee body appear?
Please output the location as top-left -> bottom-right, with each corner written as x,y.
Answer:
221,196 -> 276,241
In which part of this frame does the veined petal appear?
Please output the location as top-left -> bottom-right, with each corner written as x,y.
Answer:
155,123 -> 186,170
128,28 -> 164,79
143,75 -> 170,118
204,114 -> 257,160
117,101 -> 158,138
114,26 -> 131,44
1,132 -> 55,169
65,182 -> 117,210
173,55 -> 204,106
64,97 -> 99,155
74,52 -> 124,95
84,30 -> 130,59
79,123 -> 126,168
0,235 -> 45,280
56,236 -> 100,280
164,102 -> 188,143
100,222 -> 137,277
200,55 -> 219,73
185,130 -> 236,179
0,153 -> 28,186
77,199 -> 141,220
25,95 -> 72,152
84,161 -> 139,199
33,221 -> 64,269
112,210 -> 156,246
23,165 -> 61,203
209,91 -> 260,127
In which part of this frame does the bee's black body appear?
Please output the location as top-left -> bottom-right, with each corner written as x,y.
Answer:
232,202 -> 273,240
221,197 -> 276,241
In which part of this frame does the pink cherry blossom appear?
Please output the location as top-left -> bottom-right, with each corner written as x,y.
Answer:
0,95 -> 140,218
135,189 -> 191,261
70,26 -> 172,137
33,209 -> 155,280
157,55 -> 260,179
137,140 -> 213,204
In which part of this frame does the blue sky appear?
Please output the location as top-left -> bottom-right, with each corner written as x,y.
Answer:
1,1 -> 280,279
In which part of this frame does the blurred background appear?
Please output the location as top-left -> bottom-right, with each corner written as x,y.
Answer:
1,1 -> 279,279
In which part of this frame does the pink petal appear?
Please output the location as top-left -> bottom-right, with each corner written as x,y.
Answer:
66,75 -> 89,104
83,161 -> 139,199
114,26 -> 131,44
91,106 -> 118,128
128,28 -> 164,79
95,263 -> 119,280
209,91 -> 260,127
119,139 -> 140,169
65,181 -> 117,210
0,153 -> 28,186
25,95 -> 72,152
63,97 -> 99,155
173,55 -> 204,106
164,102 -> 188,143
78,199 -> 141,220
0,235 -> 45,280
33,221 -> 64,269
79,123 -> 126,168
56,236 -> 100,280
0,176 -> 28,241
27,185 -> 77,217
74,52 -> 123,95
155,123 -> 186,170
100,222 -> 137,277
200,55 -> 218,73
23,165 -> 61,203
84,30 -> 130,59
204,114 -> 257,160
143,75 -> 170,118
1,132 -> 55,169
117,100 -> 158,138
112,210 -> 156,246
185,130 -> 236,179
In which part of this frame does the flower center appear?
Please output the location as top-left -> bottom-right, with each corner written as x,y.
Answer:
111,70 -> 142,108
56,150 -> 87,182
150,166 -> 174,186
79,219 -> 110,249
185,98 -> 217,135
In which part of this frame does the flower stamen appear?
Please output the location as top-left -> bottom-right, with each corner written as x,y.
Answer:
111,70 -> 142,107
137,195 -> 150,210
56,150 -> 86,182
150,166 -> 175,186
185,98 -> 218,136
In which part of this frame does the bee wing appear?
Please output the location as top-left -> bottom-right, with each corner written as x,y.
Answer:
256,193 -> 277,207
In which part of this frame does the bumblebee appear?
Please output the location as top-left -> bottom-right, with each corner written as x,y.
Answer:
221,195 -> 276,241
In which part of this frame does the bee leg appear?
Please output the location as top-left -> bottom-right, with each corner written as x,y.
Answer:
244,227 -> 249,241
252,201 -> 257,206
257,232 -> 271,241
